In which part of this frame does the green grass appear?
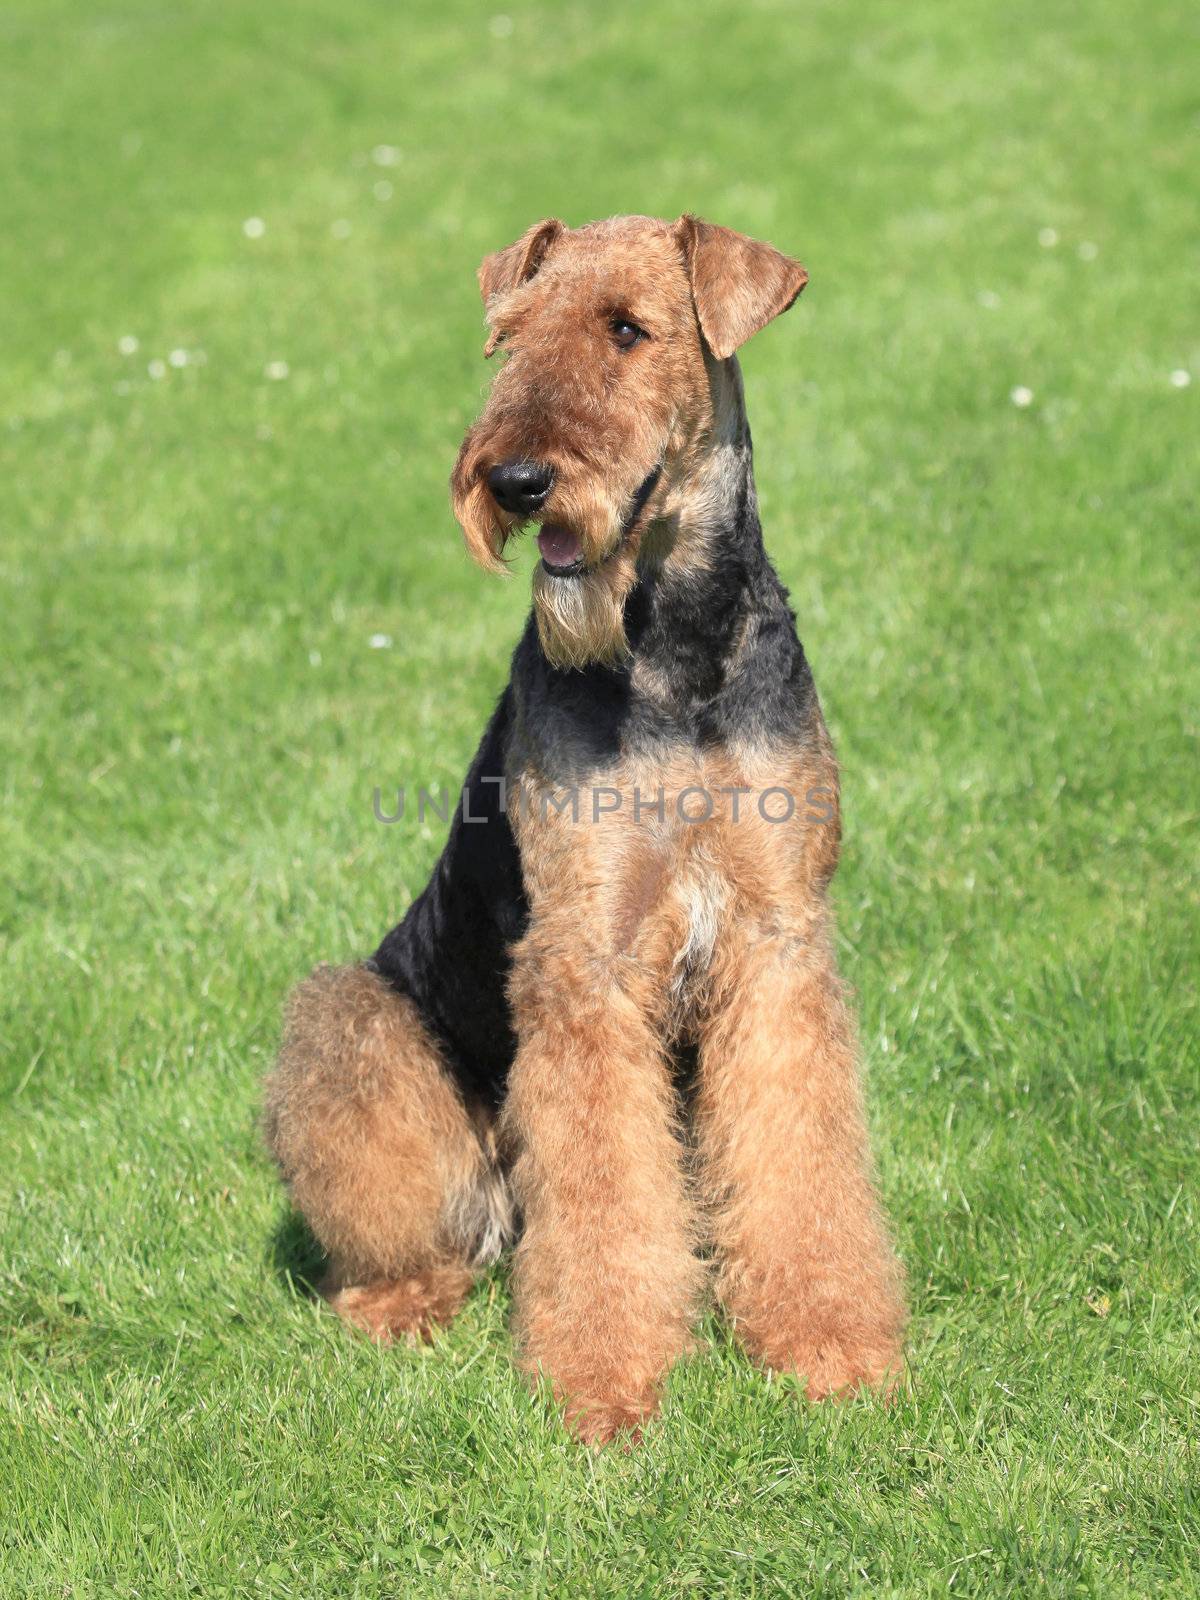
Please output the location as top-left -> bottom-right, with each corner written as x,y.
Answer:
1,0 -> 1197,1593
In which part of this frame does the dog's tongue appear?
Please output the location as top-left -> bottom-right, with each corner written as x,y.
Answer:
537,523 -> 583,569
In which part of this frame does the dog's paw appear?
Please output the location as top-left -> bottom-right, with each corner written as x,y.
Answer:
324,1267 -> 474,1345
726,1268 -> 906,1403
564,1394 -> 656,1449
752,1322 -> 903,1402
791,1335 -> 903,1402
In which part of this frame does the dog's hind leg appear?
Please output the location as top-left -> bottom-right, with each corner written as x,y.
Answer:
263,963 -> 510,1343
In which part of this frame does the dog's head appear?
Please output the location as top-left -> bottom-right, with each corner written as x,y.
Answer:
450,215 -> 806,668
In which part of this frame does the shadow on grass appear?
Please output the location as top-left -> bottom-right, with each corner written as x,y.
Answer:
269,1209 -> 327,1300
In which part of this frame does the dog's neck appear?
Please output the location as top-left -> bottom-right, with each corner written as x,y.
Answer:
625,357 -> 791,704
513,357 -> 812,758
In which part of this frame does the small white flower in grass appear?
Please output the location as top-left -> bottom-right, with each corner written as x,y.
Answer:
977,289 -> 1000,310
330,219 -> 352,240
1169,369 -> 1191,389
369,633 -> 392,649
148,359 -> 167,380
372,144 -> 400,167
264,360 -> 290,381
373,180 -> 393,201
490,13 -> 514,36
243,216 -> 266,239
1010,385 -> 1034,408
168,348 -> 189,368
118,334 -> 139,356
1038,227 -> 1058,248
309,649 -> 322,666
1078,241 -> 1098,261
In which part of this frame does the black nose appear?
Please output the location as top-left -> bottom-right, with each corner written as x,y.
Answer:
486,459 -> 555,516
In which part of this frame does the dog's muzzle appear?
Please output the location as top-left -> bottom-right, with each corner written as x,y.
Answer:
537,465 -> 663,578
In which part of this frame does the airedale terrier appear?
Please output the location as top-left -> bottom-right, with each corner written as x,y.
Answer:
265,214 -> 906,1445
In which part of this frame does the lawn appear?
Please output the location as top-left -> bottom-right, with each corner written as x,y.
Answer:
1,0 -> 1197,1593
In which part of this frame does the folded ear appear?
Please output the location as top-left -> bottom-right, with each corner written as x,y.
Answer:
674,215 -> 808,360
477,218 -> 565,307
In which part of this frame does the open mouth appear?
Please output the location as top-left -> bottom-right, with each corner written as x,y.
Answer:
534,465 -> 662,579
536,523 -> 587,576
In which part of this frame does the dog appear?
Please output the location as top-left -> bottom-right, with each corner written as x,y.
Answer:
265,214 -> 906,1445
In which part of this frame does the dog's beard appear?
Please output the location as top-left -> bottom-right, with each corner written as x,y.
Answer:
528,480 -> 636,669
532,547 -> 636,668
452,475 -> 509,574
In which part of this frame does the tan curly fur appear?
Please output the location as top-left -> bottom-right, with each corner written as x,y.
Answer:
263,963 -> 509,1341
264,215 -> 906,1442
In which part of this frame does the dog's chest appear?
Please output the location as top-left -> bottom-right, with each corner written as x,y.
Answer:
663,851 -> 729,1025
511,737 -> 837,1035
623,781 -> 756,1030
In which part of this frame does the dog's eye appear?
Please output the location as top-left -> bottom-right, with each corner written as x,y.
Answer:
610,318 -> 647,350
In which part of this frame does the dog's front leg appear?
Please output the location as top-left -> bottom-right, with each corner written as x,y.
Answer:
696,927 -> 907,1399
502,940 -> 700,1445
